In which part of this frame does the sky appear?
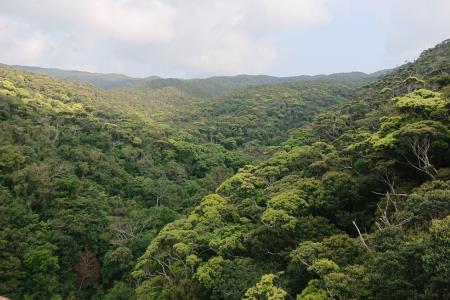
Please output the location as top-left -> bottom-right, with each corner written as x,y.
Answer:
0,0 -> 449,78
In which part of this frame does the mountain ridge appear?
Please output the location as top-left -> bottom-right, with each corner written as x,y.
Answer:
14,64 -> 391,92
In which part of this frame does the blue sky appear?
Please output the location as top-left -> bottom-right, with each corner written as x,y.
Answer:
272,0 -> 449,76
272,13 -> 386,75
0,0 -> 449,78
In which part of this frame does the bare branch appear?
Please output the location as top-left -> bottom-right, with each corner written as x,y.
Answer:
352,220 -> 371,252
404,136 -> 437,179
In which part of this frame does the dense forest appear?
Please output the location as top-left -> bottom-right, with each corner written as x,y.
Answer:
0,40 -> 449,300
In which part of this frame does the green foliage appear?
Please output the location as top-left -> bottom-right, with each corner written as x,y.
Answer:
103,282 -> 136,300
0,64 -> 251,299
216,170 -> 266,201
423,216 -> 450,278
243,273 -> 288,300
296,280 -> 328,300
2,40 -> 450,299
319,171 -> 358,212
307,258 -> 339,277
133,40 -> 450,300
196,257 -> 263,300
394,89 -> 446,115
0,190 -> 60,299
405,180 -> 450,227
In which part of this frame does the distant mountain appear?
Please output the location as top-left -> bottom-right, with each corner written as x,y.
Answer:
14,65 -> 390,95
14,65 -> 159,89
125,71 -> 388,98
369,68 -> 393,77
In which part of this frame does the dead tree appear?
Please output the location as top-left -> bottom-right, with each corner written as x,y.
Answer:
371,171 -> 411,230
405,135 -> 437,179
74,250 -> 100,290
110,219 -> 148,245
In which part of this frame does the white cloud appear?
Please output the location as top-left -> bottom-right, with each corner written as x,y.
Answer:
245,0 -> 330,31
156,0 -> 330,76
1,0 -> 175,44
0,15 -> 50,65
88,0 -> 175,44
0,0 -> 331,76
0,0 -> 448,77
185,32 -> 276,75
323,0 -> 450,63
383,0 -> 450,61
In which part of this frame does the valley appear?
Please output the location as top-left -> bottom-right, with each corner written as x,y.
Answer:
0,40 -> 449,300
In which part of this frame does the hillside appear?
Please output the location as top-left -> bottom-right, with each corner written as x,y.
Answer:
16,64 -> 384,97
173,80 -> 358,152
14,65 -> 158,89
132,71 -> 379,98
111,79 -> 365,156
0,40 -> 448,300
0,62 -> 360,299
0,63 -> 253,298
2,0 -> 449,298
132,40 -> 450,299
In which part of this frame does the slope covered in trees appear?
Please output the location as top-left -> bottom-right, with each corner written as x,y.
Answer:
0,40 -> 448,300
0,61 -> 361,298
124,71 -> 378,99
112,79 -> 365,157
15,64 -> 382,94
14,65 -> 158,89
0,65 -> 249,299
172,80 -> 359,152
132,40 -> 450,299
110,73 -> 374,158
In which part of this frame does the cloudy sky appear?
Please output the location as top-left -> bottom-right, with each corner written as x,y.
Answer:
0,0 -> 449,78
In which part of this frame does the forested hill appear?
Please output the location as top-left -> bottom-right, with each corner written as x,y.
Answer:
0,63 -> 250,298
111,79 -> 364,157
126,71 -> 380,99
169,80 -> 359,152
0,55 -> 361,298
0,39 -> 448,300
133,40 -> 450,299
16,64 -> 384,96
13,65 -> 158,89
